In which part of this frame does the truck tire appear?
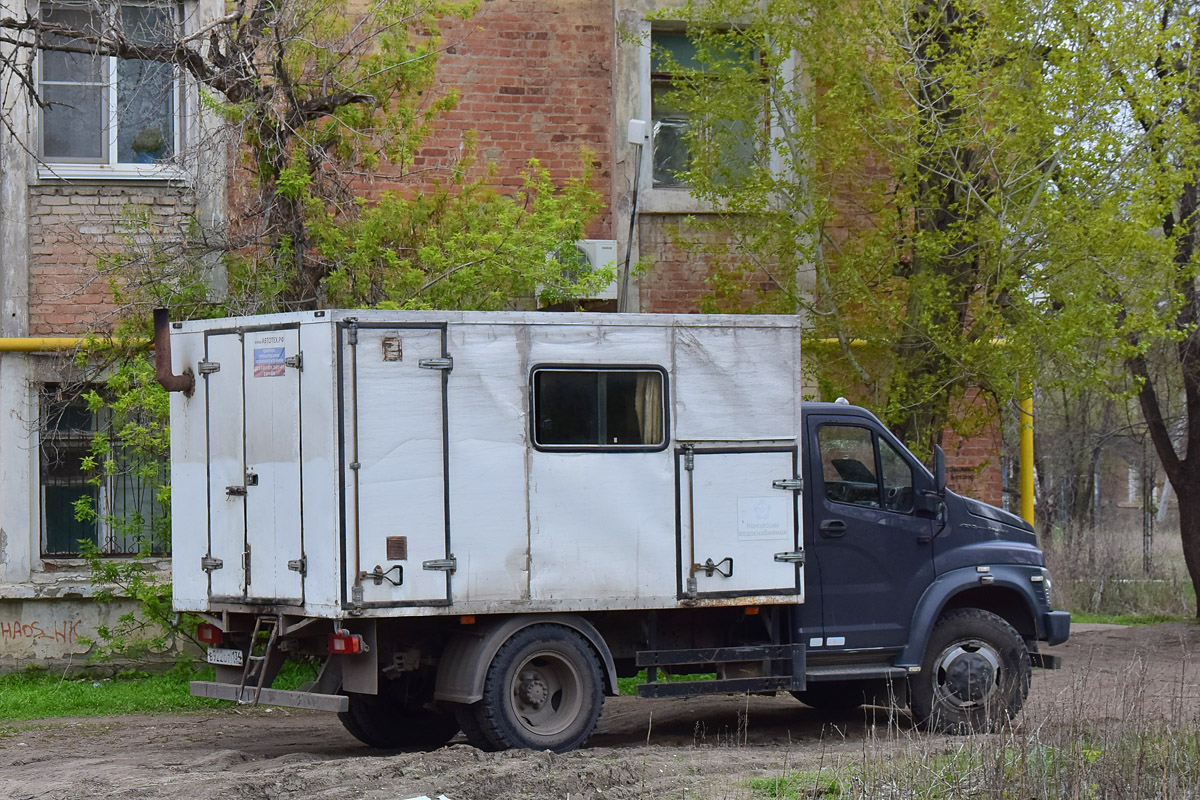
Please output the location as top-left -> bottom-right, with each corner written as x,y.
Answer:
454,624 -> 604,753
910,608 -> 1030,734
338,692 -> 460,749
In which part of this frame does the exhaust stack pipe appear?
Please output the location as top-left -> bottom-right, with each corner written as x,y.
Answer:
154,308 -> 194,396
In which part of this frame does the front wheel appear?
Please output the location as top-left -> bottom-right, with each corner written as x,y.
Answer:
455,624 -> 604,753
910,608 -> 1031,734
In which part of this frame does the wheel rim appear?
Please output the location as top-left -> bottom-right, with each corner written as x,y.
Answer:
507,649 -> 584,738
931,638 -> 1003,711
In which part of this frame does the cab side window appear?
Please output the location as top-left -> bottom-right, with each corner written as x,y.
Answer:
818,425 -> 879,508
879,439 -> 915,513
818,424 -> 915,513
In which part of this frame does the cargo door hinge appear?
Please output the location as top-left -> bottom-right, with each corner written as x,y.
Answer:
345,319 -> 359,345
285,352 -> 303,370
422,555 -> 457,573
243,545 -> 252,583
683,447 -> 694,471
774,550 -> 805,564
198,360 -> 220,375
418,356 -> 453,372
772,478 -> 802,492
201,556 -> 223,572
287,556 -> 307,576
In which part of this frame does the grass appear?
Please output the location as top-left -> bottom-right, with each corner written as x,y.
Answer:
748,727 -> 1200,800
1044,524 -> 1198,619
617,669 -> 716,696
0,660 -> 318,721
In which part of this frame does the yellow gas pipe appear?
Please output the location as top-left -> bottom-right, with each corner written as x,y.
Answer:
0,337 -> 144,351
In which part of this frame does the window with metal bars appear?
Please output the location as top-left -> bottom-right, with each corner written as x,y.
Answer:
39,387 -> 168,557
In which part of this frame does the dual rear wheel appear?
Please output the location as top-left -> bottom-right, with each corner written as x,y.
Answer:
339,623 -> 605,753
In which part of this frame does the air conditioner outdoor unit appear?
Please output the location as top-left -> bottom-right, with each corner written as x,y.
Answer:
568,239 -> 620,300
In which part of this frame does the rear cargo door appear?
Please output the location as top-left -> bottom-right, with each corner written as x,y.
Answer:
342,324 -> 450,607
204,326 -> 304,604
678,447 -> 802,598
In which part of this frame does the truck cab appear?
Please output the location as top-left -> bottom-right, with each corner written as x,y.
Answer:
792,402 -> 1068,729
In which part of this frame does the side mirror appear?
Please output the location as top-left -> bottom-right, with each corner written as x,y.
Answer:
933,444 -> 946,496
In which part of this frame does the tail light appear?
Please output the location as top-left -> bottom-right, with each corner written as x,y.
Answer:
197,623 -> 223,645
329,629 -> 366,655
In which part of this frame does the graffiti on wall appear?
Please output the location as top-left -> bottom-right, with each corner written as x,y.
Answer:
0,619 -> 84,644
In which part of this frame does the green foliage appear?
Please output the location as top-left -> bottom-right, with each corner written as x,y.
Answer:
656,0 -> 1072,451
616,670 -> 715,696
68,0 -> 603,663
315,157 -> 606,309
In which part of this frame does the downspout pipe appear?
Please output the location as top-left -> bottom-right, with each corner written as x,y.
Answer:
154,308 -> 194,396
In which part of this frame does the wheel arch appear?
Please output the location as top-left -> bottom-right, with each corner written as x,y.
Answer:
433,614 -> 619,705
897,567 -> 1042,667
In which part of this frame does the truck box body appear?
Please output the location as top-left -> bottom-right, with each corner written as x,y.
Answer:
170,311 -> 805,619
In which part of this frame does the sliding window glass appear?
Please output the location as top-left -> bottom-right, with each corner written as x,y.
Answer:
532,368 -> 667,450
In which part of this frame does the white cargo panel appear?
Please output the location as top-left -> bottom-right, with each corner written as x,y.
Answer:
172,310 -> 804,618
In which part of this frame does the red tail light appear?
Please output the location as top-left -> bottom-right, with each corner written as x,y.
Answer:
329,629 -> 365,655
197,623 -> 223,645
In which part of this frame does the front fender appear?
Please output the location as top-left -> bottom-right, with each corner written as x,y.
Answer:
433,614 -> 619,705
896,565 -> 1048,667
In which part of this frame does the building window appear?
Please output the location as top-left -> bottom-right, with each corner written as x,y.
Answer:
532,367 -> 667,449
40,388 -> 167,557
649,28 -> 759,188
39,2 -> 181,168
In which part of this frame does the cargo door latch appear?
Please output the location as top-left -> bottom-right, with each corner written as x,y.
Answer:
422,555 -> 457,573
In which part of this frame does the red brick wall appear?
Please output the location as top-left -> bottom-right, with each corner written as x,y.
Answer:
941,391 -> 1004,507
28,186 -> 195,335
403,0 -> 616,236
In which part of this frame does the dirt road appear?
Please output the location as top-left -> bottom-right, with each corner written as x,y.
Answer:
2,623 -> 1198,800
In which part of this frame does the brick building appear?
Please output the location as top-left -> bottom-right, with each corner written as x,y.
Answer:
0,0 -> 1002,667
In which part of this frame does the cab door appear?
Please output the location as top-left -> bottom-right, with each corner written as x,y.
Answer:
804,416 -> 934,652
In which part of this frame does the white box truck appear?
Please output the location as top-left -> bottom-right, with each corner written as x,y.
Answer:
159,309 -> 1067,752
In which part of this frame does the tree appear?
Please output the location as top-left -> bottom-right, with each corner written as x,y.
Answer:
1033,0 -> 1200,617
663,0 -> 1200,615
652,0 -> 1075,457
1,0 -> 609,659
0,0 -> 608,313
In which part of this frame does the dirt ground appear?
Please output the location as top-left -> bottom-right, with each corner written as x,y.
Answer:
2,622 -> 1198,800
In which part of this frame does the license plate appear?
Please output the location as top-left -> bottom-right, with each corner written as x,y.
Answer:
206,647 -> 244,667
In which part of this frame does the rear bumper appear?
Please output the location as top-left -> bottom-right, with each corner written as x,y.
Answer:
1042,610 -> 1071,646
191,680 -> 348,712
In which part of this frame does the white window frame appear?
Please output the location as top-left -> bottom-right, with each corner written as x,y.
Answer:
35,0 -> 191,182
634,19 -> 791,214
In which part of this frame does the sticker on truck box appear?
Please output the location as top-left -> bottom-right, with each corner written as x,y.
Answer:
737,496 -> 790,540
254,347 -> 286,378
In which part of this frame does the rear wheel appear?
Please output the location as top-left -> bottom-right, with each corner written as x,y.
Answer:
454,624 -> 604,753
910,609 -> 1030,734
338,672 -> 459,749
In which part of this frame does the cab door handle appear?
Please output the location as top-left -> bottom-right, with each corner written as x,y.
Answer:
819,520 -> 846,537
